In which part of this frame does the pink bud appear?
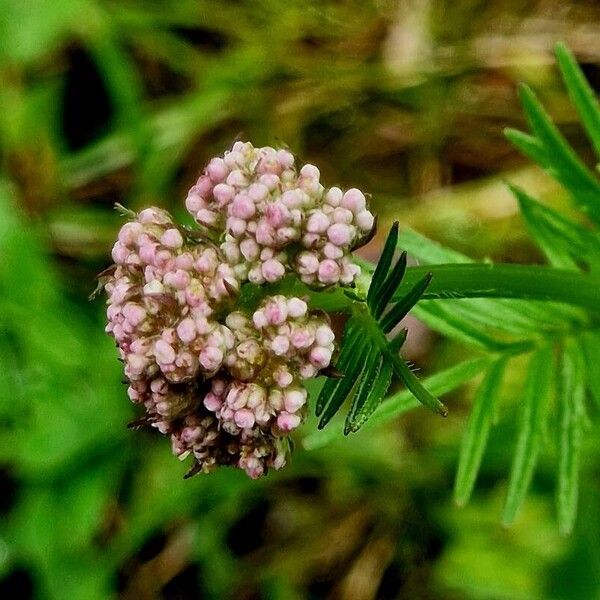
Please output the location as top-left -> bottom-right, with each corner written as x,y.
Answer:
315,325 -> 335,346
203,392 -> 222,412
283,388 -> 306,412
306,211 -> 330,234
212,183 -> 235,206
271,335 -> 290,356
296,252 -> 319,275
175,252 -> 194,271
196,209 -> 219,226
318,259 -> 341,284
274,367 -> 294,388
118,222 -> 143,246
199,346 -> 224,372
241,457 -> 264,479
185,190 -> 206,213
111,243 -> 130,264
139,242 -> 158,264
341,188 -> 366,213
253,309 -> 268,329
206,157 -> 229,182
248,183 -> 269,201
287,297 -> 307,318
332,207 -> 353,225
177,318 -> 197,343
262,259 -> 285,282
235,409 -> 256,429
122,303 -> 146,327
226,169 -> 248,187
265,202 -> 291,228
291,327 -> 315,349
231,194 -> 256,219
277,412 -> 301,431
324,242 -> 344,259
138,207 -> 171,225
194,176 -> 214,197
240,238 -> 260,261
264,297 -> 288,325
163,269 -> 190,290
299,363 -> 317,378
223,150 -> 244,169
356,210 -> 375,232
300,164 -> 320,180
276,149 -> 295,168
327,223 -> 353,247
325,187 -> 343,207
154,340 -> 176,365
255,221 -> 275,245
309,346 -> 333,368
281,189 -> 302,209
195,249 -> 218,273
227,216 -> 247,237
259,174 -> 280,190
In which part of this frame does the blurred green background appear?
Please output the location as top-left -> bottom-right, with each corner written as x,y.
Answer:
1,1 -> 600,598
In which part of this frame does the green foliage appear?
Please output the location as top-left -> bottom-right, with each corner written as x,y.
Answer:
310,43 -> 600,533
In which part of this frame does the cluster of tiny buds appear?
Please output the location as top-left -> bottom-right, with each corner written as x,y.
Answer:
185,141 -> 374,287
103,141 -> 374,478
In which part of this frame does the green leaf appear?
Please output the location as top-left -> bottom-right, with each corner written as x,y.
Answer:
502,345 -> 554,525
503,128 -> 549,167
517,83 -> 600,225
398,228 -> 587,333
509,183 -> 600,270
344,350 -> 384,434
373,251 -> 407,318
380,272 -> 432,333
556,340 -> 586,535
413,302 -> 532,353
454,357 -> 508,507
367,221 -> 399,310
303,357 -> 491,451
555,42 -> 600,160
345,358 -> 393,434
318,338 -> 371,429
386,349 -> 448,417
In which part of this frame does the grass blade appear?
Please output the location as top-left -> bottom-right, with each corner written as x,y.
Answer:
502,344 -> 554,526
454,357 -> 508,507
556,340 -> 586,535
555,42 -> 600,160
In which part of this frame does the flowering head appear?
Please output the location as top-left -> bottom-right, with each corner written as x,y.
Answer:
102,142 -> 375,478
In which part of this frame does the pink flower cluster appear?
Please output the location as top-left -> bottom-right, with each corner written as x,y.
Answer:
185,141 -> 374,286
103,142 -> 374,478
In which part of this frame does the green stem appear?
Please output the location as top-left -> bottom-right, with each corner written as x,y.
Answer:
394,263 -> 600,313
